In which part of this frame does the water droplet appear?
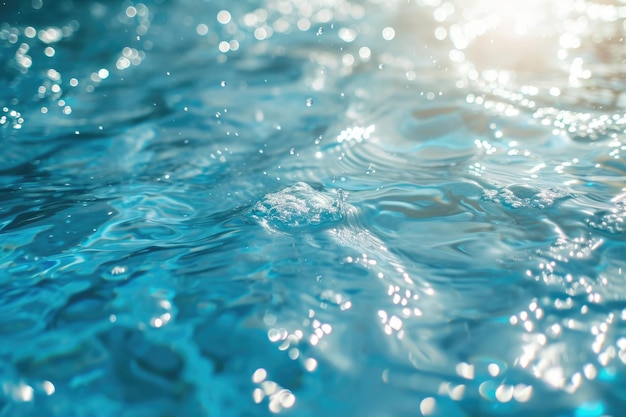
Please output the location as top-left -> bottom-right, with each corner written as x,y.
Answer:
316,27 -> 324,36
220,80 -> 227,87
306,98 -> 313,107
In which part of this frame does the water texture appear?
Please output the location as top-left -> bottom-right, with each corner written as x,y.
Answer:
1,0 -> 626,416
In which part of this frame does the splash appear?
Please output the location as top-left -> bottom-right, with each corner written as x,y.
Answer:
250,182 -> 345,233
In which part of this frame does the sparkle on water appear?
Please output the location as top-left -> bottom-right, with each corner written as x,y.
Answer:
1,0 -> 626,416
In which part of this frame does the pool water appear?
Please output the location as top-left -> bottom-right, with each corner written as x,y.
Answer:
1,0 -> 626,416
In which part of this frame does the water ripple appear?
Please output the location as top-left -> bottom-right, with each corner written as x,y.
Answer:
2,0 -> 626,416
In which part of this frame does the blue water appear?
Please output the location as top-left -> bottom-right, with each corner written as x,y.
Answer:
1,0 -> 626,416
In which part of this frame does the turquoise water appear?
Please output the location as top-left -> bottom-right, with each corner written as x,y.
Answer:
1,0 -> 626,416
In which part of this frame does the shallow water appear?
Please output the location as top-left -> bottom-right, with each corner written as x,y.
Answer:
1,0 -> 626,416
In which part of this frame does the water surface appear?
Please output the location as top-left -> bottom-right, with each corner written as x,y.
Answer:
1,0 -> 626,416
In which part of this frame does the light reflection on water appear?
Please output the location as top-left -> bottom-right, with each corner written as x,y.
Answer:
1,0 -> 626,416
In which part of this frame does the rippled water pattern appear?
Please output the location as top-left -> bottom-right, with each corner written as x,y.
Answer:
1,0 -> 626,416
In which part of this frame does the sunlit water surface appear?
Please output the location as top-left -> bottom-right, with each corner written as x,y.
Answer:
1,0 -> 626,416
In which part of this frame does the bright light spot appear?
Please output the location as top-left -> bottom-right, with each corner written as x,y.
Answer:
252,368 -> 267,383
268,328 -> 288,342
495,384 -> 513,402
420,397 -> 436,415
389,315 -> 403,331
273,17 -> 290,33
254,27 -> 271,40
336,125 -> 375,143
126,6 -> 137,18
304,358 -> 318,371
288,348 -> 299,360
280,390 -> 296,408
98,68 -> 109,79
253,388 -> 264,403
41,381 -> 55,395
382,27 -> 396,41
6,383 -> 34,402
47,68 -> 60,80
116,56 -> 130,70
488,363 -> 500,377
455,362 -> 474,379
513,384 -> 533,402
219,41 -> 230,52
523,320 -> 534,332
18,385 -> 34,402
196,24 -> 209,36
342,54 -> 355,66
544,367 -> 565,388
38,27 -> 63,44
297,18 -> 311,31
217,10 -> 231,24
25,26 -> 36,38
359,46 -> 371,60
434,27 -> 447,40
111,265 -> 126,275
269,390 -> 296,413
262,380 -> 278,396
19,56 -> 32,68
339,27 -> 357,42
448,384 -> 465,400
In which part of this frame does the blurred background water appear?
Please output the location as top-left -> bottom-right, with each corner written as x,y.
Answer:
1,0 -> 626,416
